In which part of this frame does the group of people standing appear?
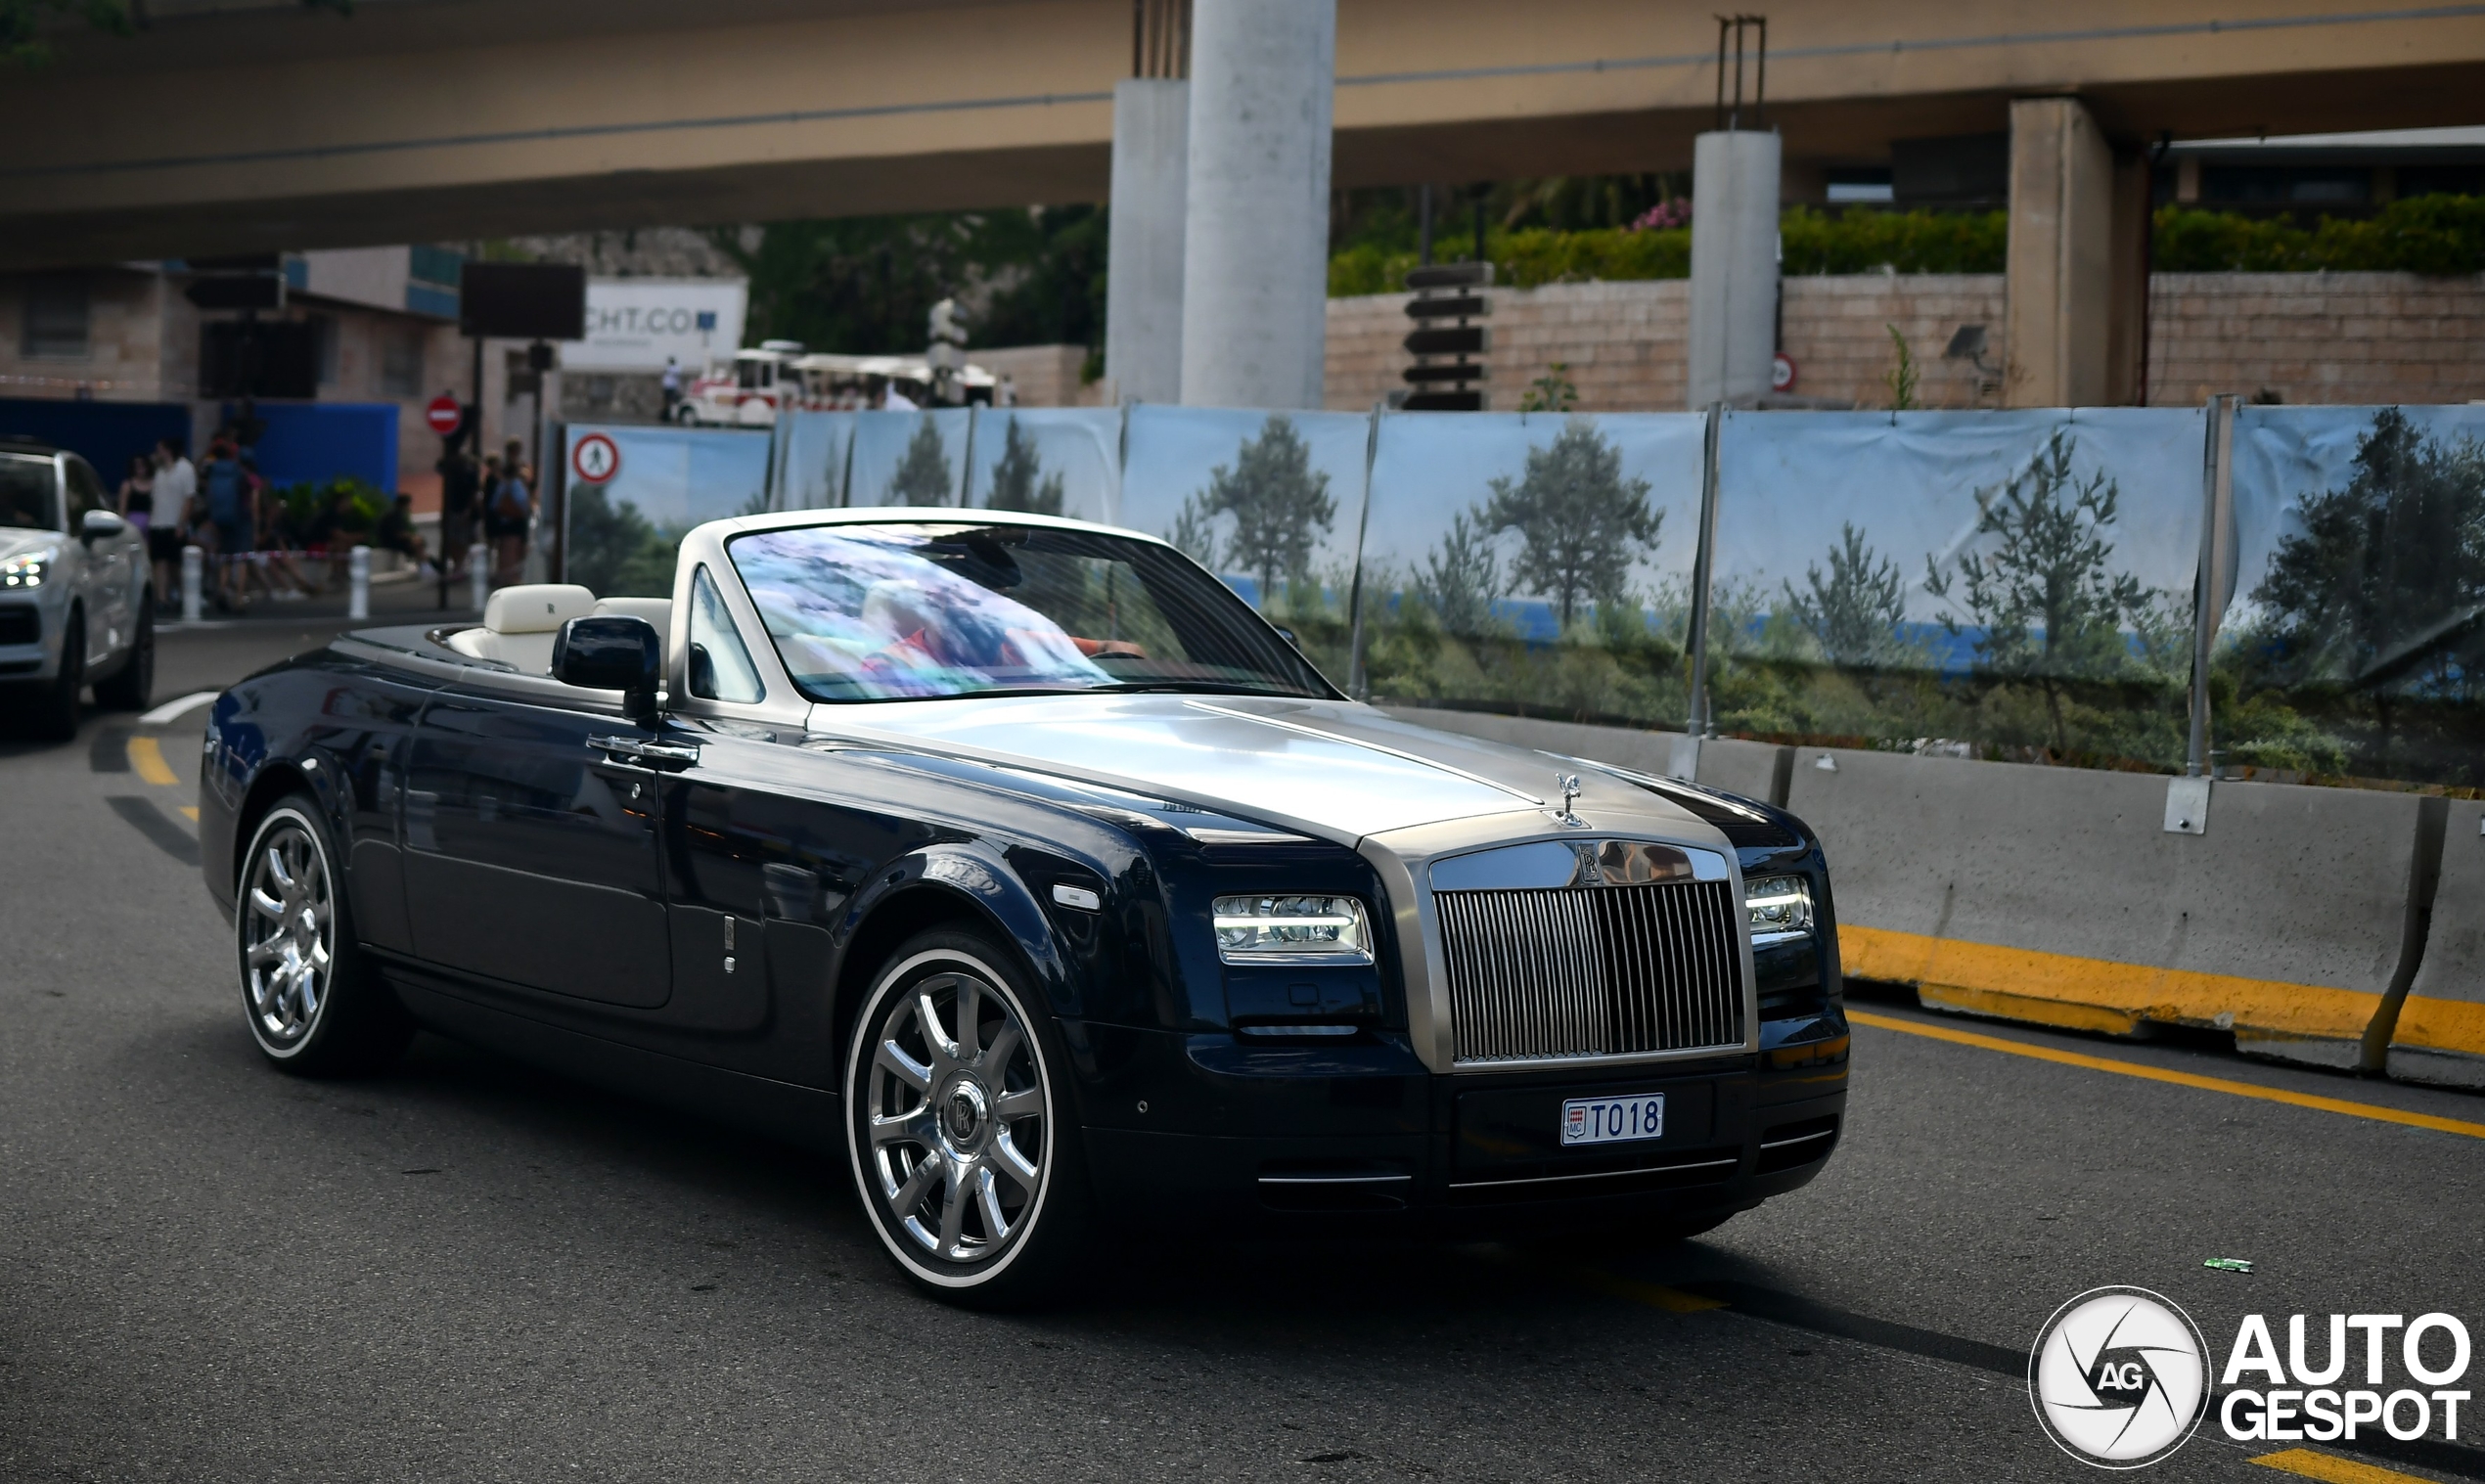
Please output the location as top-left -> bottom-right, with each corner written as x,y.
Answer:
113,427 -> 444,614
433,436 -> 537,604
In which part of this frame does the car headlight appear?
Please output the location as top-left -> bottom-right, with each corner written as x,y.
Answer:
1744,874 -> 1814,944
1213,894 -> 1373,965
1,548 -> 54,589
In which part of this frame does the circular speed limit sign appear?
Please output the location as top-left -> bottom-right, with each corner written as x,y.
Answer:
570,431 -> 620,484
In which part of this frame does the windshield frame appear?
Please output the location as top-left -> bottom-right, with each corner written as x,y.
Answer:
719,515 -> 1343,707
0,452 -> 63,534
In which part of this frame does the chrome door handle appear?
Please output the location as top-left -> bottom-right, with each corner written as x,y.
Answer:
588,735 -> 701,766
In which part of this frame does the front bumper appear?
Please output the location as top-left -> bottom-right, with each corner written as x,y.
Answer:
1069,1012 -> 1849,1236
0,597 -> 58,681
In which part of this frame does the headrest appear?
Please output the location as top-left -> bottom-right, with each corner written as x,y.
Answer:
483,584 -> 597,635
591,597 -> 671,626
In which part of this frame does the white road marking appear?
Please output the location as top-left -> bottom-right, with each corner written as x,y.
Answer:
138,692 -> 218,726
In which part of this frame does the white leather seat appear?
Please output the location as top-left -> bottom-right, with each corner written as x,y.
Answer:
446,583 -> 597,673
591,596 -> 672,651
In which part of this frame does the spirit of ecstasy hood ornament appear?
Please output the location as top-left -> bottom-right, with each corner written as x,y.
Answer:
1554,773 -> 1583,827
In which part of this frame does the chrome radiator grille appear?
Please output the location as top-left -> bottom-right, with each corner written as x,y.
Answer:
1435,880 -> 1744,1064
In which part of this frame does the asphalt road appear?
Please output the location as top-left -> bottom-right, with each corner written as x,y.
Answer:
5,617 -> 2484,1483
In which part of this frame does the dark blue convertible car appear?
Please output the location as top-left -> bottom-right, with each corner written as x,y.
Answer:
201,509 -> 1848,1304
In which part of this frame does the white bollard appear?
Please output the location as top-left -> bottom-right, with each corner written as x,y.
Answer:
347,545 -> 371,620
180,544 -> 203,623
469,541 -> 490,613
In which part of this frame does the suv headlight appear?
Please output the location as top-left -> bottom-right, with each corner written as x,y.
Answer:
1213,894 -> 1372,965
1744,874 -> 1814,944
2,548 -> 55,589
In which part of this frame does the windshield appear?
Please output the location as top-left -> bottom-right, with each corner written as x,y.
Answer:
727,521 -> 1336,703
0,455 -> 60,531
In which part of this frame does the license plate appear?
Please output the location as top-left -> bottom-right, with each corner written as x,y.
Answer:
1561,1093 -> 1665,1147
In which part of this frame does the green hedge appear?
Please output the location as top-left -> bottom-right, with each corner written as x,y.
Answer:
2152,197 -> 2485,274
1329,198 -> 2485,295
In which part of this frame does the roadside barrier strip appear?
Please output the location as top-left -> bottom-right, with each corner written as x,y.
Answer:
2391,799 -> 2485,1090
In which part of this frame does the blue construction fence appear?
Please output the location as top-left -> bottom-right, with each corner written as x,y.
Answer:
558,401 -> 2485,789
0,398 -> 401,495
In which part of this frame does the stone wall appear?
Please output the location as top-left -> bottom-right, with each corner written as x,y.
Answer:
2146,272 -> 2485,408
1324,270 -> 2485,413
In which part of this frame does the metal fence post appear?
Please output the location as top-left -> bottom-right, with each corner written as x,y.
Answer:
1346,404 -> 1383,700
2188,394 -> 2237,778
347,545 -> 371,620
469,541 -> 491,613
1674,401 -> 1725,778
180,544 -> 203,623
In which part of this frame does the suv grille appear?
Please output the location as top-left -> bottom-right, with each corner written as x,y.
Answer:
1436,880 -> 1744,1064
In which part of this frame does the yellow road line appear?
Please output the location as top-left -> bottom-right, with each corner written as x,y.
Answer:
1569,1268 -> 1727,1313
1848,1010 -> 2485,1142
2251,1447 -> 2440,1483
126,735 -> 178,787
178,805 -> 199,821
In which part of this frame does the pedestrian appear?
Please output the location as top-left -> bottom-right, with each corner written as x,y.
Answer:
661,355 -> 683,420
200,437 -> 252,611
115,454 -> 154,529
376,492 -> 429,571
150,436 -> 195,606
436,442 -> 478,608
478,455 -> 519,587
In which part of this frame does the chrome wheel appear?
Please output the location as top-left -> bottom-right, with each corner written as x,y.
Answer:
243,815 -> 334,1046
861,961 -> 1049,1267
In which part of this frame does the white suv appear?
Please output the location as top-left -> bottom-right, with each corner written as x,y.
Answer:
0,439 -> 153,739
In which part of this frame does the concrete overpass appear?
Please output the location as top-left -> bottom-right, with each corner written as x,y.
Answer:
6,0 -> 2485,270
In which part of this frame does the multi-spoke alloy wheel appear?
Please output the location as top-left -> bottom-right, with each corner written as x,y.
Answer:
244,815 -> 335,1046
845,931 -> 1088,1303
234,797 -> 410,1075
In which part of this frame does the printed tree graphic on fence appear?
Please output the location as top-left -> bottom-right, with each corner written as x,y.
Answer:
885,415 -> 955,506
1923,429 -> 2153,754
2254,407 -> 2485,697
1785,522 -> 1911,667
1481,418 -> 1660,629
1174,414 -> 1334,604
983,416 -> 1065,515
1416,512 -> 1505,637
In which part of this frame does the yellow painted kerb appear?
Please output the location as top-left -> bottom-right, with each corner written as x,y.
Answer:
1839,923 -> 2385,1045
126,735 -> 178,787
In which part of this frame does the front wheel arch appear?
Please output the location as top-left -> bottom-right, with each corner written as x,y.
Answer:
832,879 -> 1058,1088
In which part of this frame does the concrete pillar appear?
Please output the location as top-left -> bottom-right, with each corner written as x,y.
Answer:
1686,129 -> 1781,410
1178,0 -> 1334,411
1106,78 -> 1189,405
2005,97 -> 2116,408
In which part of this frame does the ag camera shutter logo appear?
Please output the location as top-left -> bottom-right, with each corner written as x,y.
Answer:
2030,1286 -> 2211,1468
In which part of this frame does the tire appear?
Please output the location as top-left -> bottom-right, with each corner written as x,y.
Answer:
843,927 -> 1094,1308
29,609 -> 82,742
236,795 -> 413,1076
94,594 -> 154,711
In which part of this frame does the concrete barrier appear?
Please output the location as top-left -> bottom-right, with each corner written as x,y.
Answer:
1376,708 -> 1793,807
2388,799 -> 2485,1089
1785,745 -> 2442,1069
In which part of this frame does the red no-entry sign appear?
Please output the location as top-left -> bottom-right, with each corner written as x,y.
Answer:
426,395 -> 463,436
